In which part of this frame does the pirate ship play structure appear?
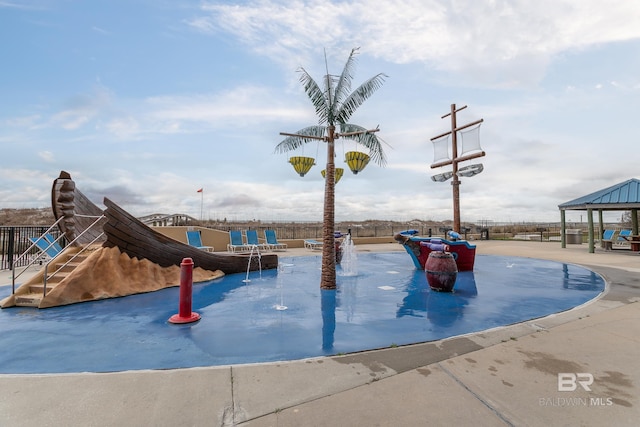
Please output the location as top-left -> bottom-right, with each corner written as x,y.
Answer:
2,171 -> 278,309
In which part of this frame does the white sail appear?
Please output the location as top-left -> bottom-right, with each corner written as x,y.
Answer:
459,124 -> 483,156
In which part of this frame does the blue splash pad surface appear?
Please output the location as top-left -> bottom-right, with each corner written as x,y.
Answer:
0,253 -> 604,374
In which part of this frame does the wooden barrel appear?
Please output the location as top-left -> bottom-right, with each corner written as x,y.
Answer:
425,252 -> 458,292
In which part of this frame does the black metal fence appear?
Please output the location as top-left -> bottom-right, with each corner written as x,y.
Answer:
0,221 -> 603,271
205,222 -> 578,241
208,224 -> 459,240
0,226 -> 63,270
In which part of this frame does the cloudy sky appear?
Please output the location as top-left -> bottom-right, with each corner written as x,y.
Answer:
1,1 -> 639,224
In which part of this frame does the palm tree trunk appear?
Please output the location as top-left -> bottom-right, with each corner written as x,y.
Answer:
320,125 -> 337,290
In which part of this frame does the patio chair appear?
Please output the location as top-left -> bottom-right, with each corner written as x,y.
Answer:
264,229 -> 287,251
600,229 -> 615,249
45,233 -> 64,253
30,236 -> 62,261
186,230 -> 215,252
245,229 -> 269,251
304,239 -> 323,250
227,230 -> 251,253
601,230 -> 615,241
614,229 -> 632,248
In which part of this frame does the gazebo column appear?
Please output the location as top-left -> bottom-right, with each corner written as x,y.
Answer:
598,210 -> 604,240
632,208 -> 639,235
560,210 -> 566,248
587,208 -> 594,253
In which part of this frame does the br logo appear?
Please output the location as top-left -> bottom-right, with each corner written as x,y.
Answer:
558,373 -> 594,391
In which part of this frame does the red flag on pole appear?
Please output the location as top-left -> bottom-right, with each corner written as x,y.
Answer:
197,188 -> 203,193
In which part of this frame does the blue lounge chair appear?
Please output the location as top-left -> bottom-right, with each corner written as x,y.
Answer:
601,230 -> 615,241
245,230 -> 269,251
614,229 -> 632,248
45,233 -> 64,253
618,229 -> 632,240
264,229 -> 287,251
600,229 -> 615,249
186,230 -> 214,252
227,230 -> 251,253
304,239 -> 323,250
30,236 -> 62,260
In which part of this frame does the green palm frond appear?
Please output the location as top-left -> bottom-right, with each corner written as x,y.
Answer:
330,47 -> 359,122
298,68 -> 329,124
322,73 -> 339,123
283,48 -> 388,164
336,72 -> 388,124
339,123 -> 389,167
274,125 -> 327,154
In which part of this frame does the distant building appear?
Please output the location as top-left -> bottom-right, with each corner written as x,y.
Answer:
138,213 -> 197,227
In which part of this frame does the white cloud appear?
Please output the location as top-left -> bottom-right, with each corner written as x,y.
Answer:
91,26 -> 110,35
50,110 -> 93,130
193,0 -> 640,88
103,116 -> 141,140
2,1 -> 639,224
38,151 -> 54,162
4,115 -> 41,128
145,85 -> 310,125
0,1 -> 41,9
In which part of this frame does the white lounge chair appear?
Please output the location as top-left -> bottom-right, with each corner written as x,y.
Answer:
304,239 -> 323,250
264,229 -> 287,251
614,229 -> 632,248
186,230 -> 214,252
245,230 -> 269,251
227,230 -> 251,253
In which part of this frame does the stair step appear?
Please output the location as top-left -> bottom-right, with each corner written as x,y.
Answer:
43,275 -> 65,284
51,263 -> 79,273
11,245 -> 94,309
29,284 -> 57,294
51,258 -> 83,267
15,294 -> 42,307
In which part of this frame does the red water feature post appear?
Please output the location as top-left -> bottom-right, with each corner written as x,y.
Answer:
168,258 -> 201,324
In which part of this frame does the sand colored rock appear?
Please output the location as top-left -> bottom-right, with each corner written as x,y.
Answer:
39,246 -> 224,308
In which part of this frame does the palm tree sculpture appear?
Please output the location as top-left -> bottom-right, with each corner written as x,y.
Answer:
276,48 -> 388,290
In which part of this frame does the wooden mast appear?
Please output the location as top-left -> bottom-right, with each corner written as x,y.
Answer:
431,104 -> 484,233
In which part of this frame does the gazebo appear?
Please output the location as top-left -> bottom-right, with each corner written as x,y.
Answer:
558,178 -> 640,253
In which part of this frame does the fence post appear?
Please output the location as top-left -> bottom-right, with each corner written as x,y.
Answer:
7,227 -> 15,270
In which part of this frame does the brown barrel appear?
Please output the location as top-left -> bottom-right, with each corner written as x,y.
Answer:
425,252 -> 458,292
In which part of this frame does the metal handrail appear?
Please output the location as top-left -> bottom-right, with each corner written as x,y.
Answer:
43,231 -> 105,297
10,217 -> 65,294
42,215 -> 106,297
10,214 -> 106,296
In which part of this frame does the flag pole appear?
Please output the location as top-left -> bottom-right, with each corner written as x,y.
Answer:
197,188 -> 204,221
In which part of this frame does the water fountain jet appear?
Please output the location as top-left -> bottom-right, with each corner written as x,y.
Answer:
274,262 -> 293,310
338,234 -> 358,277
243,245 -> 262,283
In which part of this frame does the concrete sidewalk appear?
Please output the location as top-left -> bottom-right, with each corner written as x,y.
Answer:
1,241 -> 638,426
